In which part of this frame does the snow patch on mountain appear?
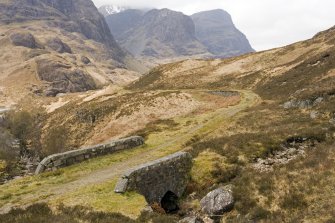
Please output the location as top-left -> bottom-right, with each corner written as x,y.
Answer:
98,5 -> 129,16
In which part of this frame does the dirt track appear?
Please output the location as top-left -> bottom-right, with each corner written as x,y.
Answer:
0,90 -> 260,213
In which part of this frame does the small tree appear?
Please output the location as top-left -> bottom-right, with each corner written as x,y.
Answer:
43,126 -> 68,155
8,111 -> 33,149
0,128 -> 17,163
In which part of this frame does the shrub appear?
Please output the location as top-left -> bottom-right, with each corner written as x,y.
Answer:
0,128 -> 17,162
43,126 -> 69,155
250,206 -> 271,221
211,163 -> 241,184
0,203 -> 136,223
8,111 -> 33,148
7,110 -> 42,152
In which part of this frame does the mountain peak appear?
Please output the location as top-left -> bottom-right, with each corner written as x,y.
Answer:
98,5 -> 129,16
191,9 -> 254,57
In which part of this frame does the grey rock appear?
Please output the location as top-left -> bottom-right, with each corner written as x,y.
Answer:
310,111 -> 319,119
313,97 -> 324,105
35,58 -> 97,96
200,185 -> 234,216
284,98 -> 323,110
179,216 -> 204,223
81,56 -> 91,64
46,37 -> 72,53
9,32 -> 40,49
283,101 -> 295,109
114,178 -> 128,193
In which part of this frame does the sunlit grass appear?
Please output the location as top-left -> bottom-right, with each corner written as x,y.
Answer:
50,179 -> 146,219
0,90 -> 258,217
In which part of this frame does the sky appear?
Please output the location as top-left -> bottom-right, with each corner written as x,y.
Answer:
93,0 -> 335,51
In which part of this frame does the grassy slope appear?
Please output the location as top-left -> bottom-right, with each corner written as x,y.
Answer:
0,90 -> 257,219
125,26 -> 335,222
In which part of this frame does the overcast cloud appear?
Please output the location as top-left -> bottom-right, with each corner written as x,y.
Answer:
93,0 -> 335,51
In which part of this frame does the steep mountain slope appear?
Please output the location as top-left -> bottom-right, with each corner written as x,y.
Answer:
105,9 -> 145,39
191,9 -> 255,57
0,0 -> 144,103
104,8 -> 254,62
118,8 -> 209,60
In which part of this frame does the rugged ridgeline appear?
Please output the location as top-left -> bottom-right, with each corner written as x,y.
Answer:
0,0 -> 144,99
104,7 -> 254,61
35,136 -> 144,174
107,8 -> 209,60
191,9 -> 255,57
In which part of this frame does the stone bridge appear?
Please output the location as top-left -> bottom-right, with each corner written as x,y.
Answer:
35,136 -> 144,174
115,152 -> 193,212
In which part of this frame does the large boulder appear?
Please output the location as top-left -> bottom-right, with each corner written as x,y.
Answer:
81,56 -> 91,64
46,37 -> 72,53
200,185 -> 234,216
9,32 -> 39,49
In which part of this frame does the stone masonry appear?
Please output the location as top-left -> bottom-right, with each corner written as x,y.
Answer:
114,151 -> 193,204
35,136 -> 144,174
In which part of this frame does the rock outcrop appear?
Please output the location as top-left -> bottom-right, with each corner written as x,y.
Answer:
200,185 -> 234,216
253,137 -> 318,172
35,58 -> 97,96
46,37 -> 72,53
9,32 -> 41,49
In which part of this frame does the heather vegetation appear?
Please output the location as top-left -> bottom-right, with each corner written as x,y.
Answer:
1,1 -> 335,221
0,203 -> 177,223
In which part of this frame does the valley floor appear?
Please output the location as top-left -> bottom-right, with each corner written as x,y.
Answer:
0,89 -> 259,218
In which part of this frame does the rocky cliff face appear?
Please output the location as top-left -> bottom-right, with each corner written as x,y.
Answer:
0,0 -> 124,59
104,8 -> 254,60
0,0 -> 144,99
105,9 -> 145,39
191,9 -> 254,57
107,8 -> 209,59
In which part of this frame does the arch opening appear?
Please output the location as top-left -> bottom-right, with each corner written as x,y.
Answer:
161,191 -> 179,213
